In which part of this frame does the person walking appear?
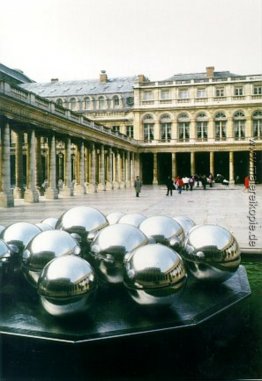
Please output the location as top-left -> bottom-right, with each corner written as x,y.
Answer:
166,176 -> 174,196
176,176 -> 184,194
134,176 -> 142,197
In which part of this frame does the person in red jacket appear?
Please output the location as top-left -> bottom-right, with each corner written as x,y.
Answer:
176,176 -> 184,194
244,175 -> 250,191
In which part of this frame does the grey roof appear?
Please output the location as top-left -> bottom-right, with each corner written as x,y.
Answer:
166,71 -> 239,81
20,76 -> 137,97
0,63 -> 34,84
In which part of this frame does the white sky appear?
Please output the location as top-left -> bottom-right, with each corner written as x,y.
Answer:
1,0 -> 262,83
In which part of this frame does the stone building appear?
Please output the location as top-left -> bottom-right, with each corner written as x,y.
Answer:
20,65 -> 262,184
0,63 -> 262,207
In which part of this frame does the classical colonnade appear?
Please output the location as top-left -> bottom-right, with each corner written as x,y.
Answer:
0,117 -> 139,207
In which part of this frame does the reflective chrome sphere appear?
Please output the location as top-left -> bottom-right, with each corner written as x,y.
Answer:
0,225 -> 5,234
22,230 -> 81,287
106,212 -> 125,225
173,216 -> 196,236
139,215 -> 184,252
0,222 -> 41,255
0,239 -> 12,278
38,255 -> 97,317
56,206 -> 108,246
118,213 -> 146,227
36,222 -> 54,231
182,224 -> 241,282
90,223 -> 149,284
41,218 -> 58,229
124,243 -> 187,306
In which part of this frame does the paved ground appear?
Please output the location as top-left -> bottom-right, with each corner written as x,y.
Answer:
0,183 -> 261,252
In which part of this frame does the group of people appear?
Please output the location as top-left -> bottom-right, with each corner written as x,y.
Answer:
166,173 -> 215,195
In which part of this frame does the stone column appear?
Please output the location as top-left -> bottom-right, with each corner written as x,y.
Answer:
0,119 -> 14,207
209,151 -> 215,176
98,144 -> 106,191
121,151 -> 126,188
75,141 -> 87,194
126,151 -> 131,187
106,147 -> 113,190
115,150 -> 121,189
190,152 -> 195,176
24,129 -> 39,203
131,152 -> 135,184
60,137 -> 73,196
13,130 -> 24,199
45,135 -> 58,199
88,143 -> 97,192
153,153 -> 158,184
172,152 -> 177,179
229,151 -> 235,185
36,135 -> 43,191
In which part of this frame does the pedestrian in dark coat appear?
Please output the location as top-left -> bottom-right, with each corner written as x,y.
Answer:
134,176 -> 142,197
166,176 -> 174,196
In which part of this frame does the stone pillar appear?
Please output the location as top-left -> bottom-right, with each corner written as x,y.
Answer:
153,153 -> 158,184
172,152 -> 177,179
36,135 -> 43,191
98,144 -> 106,191
126,151 -> 131,187
190,152 -> 195,176
60,137 -> 73,196
24,129 -> 39,203
0,119 -> 14,207
75,141 -> 87,194
45,135 -> 58,199
106,147 -> 113,190
13,130 -> 24,199
120,151 -> 126,188
209,151 -> 214,176
115,150 -> 121,189
131,152 -> 135,184
229,151 -> 235,185
88,143 -> 97,192
246,115 -> 252,139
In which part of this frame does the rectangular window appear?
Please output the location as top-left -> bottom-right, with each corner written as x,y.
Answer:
178,123 -> 189,141
197,88 -> 206,98
143,91 -> 153,101
253,86 -> 262,95
160,123 -> 171,142
112,126 -> 120,133
126,125 -> 134,138
179,89 -> 189,99
234,87 -> 243,96
215,87 -> 224,97
161,89 -> 170,99
196,122 -> 208,141
144,124 -> 154,142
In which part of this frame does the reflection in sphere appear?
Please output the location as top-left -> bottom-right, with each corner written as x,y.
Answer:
22,230 -> 81,287
182,224 -> 241,282
38,255 -> 97,317
0,239 -> 12,279
118,213 -> 146,227
56,206 -> 108,247
124,243 -> 187,306
173,216 -> 196,236
36,222 -> 54,231
90,223 -> 148,284
0,222 -> 41,255
41,218 -> 58,229
139,215 -> 184,252
106,212 -> 124,225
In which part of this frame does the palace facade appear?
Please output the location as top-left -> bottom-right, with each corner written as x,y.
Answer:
0,63 -> 261,207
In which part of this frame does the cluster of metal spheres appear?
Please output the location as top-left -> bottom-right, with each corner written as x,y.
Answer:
0,206 -> 241,317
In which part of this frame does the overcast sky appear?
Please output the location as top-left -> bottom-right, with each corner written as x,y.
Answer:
1,0 -> 261,83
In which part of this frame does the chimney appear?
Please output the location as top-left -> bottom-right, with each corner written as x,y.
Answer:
51,78 -> 59,83
206,66 -> 215,79
100,70 -> 108,83
136,74 -> 146,84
